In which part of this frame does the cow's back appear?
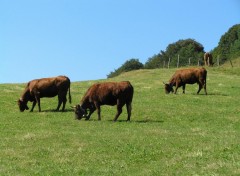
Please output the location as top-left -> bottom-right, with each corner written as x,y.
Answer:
29,76 -> 70,97
82,81 -> 133,105
170,68 -> 206,84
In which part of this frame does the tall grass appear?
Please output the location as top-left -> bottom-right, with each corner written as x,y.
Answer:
0,67 -> 240,175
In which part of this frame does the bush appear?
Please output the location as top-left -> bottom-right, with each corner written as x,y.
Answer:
107,59 -> 144,78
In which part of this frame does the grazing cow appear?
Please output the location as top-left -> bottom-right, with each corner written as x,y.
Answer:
163,67 -> 207,95
204,52 -> 214,66
18,76 -> 71,112
74,81 -> 134,121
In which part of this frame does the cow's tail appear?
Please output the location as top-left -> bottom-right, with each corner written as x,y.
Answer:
204,69 -> 207,95
204,69 -> 207,85
126,83 -> 134,121
68,84 -> 72,104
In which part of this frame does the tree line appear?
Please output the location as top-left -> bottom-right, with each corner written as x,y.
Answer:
107,24 -> 240,78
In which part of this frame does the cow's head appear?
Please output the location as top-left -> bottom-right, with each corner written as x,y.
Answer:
74,104 -> 87,120
163,82 -> 174,94
17,98 -> 29,112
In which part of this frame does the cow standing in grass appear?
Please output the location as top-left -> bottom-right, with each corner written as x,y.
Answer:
204,52 -> 214,66
164,67 -> 207,95
18,76 -> 71,112
74,81 -> 134,121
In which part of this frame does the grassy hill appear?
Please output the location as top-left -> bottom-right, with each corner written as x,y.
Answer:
0,66 -> 240,175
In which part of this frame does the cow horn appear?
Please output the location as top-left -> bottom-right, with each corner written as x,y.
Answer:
163,82 -> 167,85
70,106 -> 76,109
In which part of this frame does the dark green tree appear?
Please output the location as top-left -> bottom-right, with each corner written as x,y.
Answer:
107,58 -> 144,78
212,24 -> 240,63
144,54 -> 162,69
145,39 -> 205,68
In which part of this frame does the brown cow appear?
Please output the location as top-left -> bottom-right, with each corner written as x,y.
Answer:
74,81 -> 134,121
18,76 -> 71,112
163,67 -> 207,95
204,52 -> 214,66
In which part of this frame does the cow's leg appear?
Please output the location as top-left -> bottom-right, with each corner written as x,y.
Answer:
182,84 -> 186,94
203,80 -> 207,95
56,94 -> 63,111
198,78 -> 207,95
97,108 -> 101,120
56,91 -> 68,112
174,84 -> 179,94
35,96 -> 41,112
126,102 -> 132,121
56,99 -> 62,111
61,94 -> 67,112
30,101 -> 36,112
86,107 -> 96,120
197,82 -> 203,94
113,100 -> 123,121
95,103 -> 101,121
197,85 -> 202,94
61,98 -> 67,112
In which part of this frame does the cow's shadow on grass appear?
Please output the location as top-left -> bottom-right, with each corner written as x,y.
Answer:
207,93 -> 229,96
40,109 -> 73,113
190,92 -> 229,96
107,119 -> 164,123
133,119 -> 164,123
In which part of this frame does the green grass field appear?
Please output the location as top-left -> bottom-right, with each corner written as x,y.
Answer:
1,65 -> 240,175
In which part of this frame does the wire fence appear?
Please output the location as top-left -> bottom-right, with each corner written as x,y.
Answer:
160,55 -> 230,68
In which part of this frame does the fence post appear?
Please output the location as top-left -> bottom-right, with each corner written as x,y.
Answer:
198,58 -> 200,66
189,57 -> 191,66
217,55 -> 220,67
177,55 -> 179,68
229,59 -> 233,68
163,61 -> 165,68
168,57 -> 171,69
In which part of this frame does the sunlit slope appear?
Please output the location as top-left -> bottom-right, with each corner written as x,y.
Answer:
0,67 -> 240,175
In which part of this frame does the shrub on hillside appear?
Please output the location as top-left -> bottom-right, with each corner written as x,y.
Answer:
107,59 -> 144,78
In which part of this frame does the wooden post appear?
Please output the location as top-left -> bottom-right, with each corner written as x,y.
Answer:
217,55 -> 220,67
229,59 -> 233,68
189,58 -> 191,66
168,57 -> 171,69
163,61 -> 165,68
177,55 -> 179,68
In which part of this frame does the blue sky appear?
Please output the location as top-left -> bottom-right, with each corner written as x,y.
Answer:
1,0 -> 239,83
